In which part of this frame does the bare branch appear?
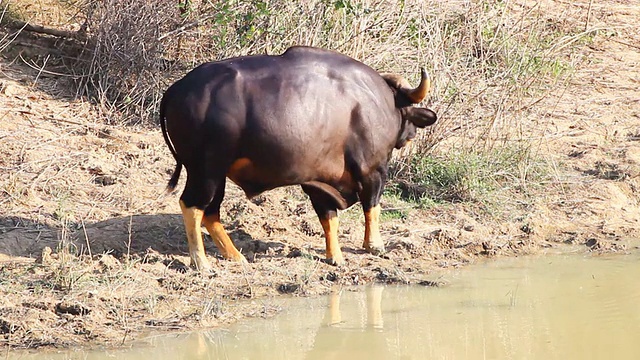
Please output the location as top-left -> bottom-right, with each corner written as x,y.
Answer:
8,20 -> 80,39
157,14 -> 216,41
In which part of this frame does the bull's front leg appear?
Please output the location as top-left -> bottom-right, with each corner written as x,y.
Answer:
363,204 -> 385,255
301,184 -> 344,266
360,169 -> 386,256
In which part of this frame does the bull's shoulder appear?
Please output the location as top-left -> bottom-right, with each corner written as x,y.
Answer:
282,46 -> 342,57
185,61 -> 240,79
281,47 -> 383,84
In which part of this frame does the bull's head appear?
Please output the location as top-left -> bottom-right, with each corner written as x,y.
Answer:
380,68 -> 437,148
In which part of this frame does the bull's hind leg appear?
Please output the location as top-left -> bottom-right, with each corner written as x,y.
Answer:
360,169 -> 386,255
301,185 -> 344,266
202,178 -> 246,263
179,199 -> 211,272
180,171 -> 216,271
180,171 -> 243,272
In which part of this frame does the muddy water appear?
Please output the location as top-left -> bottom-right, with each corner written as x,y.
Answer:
9,252 -> 640,359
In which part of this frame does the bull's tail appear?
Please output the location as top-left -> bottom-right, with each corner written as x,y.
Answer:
159,93 -> 182,193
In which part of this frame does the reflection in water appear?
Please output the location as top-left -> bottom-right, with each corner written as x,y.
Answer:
306,286 -> 387,360
8,253 -> 640,359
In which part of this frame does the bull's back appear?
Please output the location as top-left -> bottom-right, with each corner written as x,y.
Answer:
229,69 -> 356,191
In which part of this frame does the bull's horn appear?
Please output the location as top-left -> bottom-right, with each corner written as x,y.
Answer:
405,68 -> 430,104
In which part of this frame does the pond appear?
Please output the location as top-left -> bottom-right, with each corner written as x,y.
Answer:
9,251 -> 640,359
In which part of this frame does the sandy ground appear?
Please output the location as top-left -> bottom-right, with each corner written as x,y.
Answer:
0,0 -> 639,350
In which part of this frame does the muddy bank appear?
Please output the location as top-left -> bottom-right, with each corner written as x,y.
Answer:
0,186 -> 630,349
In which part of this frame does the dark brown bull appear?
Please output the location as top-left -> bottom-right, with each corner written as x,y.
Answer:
160,46 -> 436,271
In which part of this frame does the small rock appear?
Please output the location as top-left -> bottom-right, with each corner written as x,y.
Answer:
325,272 -> 338,282
250,195 -> 267,205
94,175 -> 117,186
277,283 -> 299,294
55,301 -> 91,316
585,238 -> 598,248
418,280 -> 443,287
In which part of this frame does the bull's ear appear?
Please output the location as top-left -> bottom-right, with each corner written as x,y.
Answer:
404,107 -> 437,128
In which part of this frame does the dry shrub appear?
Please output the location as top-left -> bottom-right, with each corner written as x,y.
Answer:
160,0 -> 452,142
66,0 -> 179,125
0,6 -> 14,53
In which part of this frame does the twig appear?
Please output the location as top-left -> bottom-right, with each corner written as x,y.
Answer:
8,20 -> 80,39
157,14 -> 217,41
44,115 -> 92,127
607,37 -> 640,51
517,92 -> 550,112
584,0 -> 593,32
43,115 -> 117,137
32,54 -> 50,88
19,54 -> 91,77
81,218 -> 93,258
120,329 -> 131,346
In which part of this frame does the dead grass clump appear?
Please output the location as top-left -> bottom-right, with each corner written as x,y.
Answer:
66,0 -> 178,125
384,1 -> 593,211
0,4 -> 20,53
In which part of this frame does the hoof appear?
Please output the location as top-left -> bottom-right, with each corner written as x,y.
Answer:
226,252 -> 248,263
190,257 -> 213,273
366,245 -> 386,257
325,256 -> 344,266
202,267 -> 218,277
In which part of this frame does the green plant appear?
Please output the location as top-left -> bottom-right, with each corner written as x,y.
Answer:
380,207 -> 408,221
389,144 -> 549,208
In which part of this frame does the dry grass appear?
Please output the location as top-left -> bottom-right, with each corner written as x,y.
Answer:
65,0 -> 177,125
155,0 -> 589,151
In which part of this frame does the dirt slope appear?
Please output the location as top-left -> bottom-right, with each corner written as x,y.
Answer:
531,0 -> 640,247
0,0 -> 639,349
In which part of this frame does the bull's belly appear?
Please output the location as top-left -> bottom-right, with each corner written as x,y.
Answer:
226,157 -> 359,206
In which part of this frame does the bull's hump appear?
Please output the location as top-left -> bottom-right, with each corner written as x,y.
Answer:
282,46 -> 347,59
